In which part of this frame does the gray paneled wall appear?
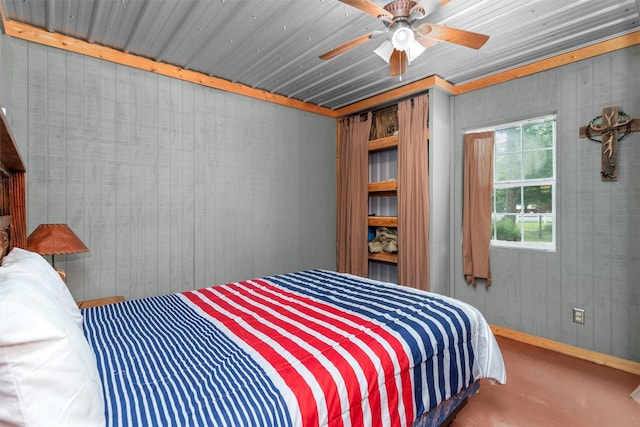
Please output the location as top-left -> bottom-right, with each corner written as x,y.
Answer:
0,35 -> 336,301
2,33 -> 638,362
428,88 -> 454,296
453,46 -> 640,362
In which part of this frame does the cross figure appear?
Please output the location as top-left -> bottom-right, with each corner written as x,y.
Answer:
579,106 -> 639,181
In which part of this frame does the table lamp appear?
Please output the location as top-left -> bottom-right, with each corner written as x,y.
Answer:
26,224 -> 89,280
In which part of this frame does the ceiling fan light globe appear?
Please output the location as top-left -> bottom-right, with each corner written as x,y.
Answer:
407,39 -> 426,63
373,40 -> 394,63
391,26 -> 414,51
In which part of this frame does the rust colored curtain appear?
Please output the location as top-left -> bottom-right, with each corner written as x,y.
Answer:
336,113 -> 371,277
462,131 -> 495,286
397,95 -> 429,291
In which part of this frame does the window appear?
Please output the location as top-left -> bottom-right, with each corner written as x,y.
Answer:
474,114 -> 556,251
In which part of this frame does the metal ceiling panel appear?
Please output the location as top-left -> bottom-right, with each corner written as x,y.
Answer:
2,0 -> 639,110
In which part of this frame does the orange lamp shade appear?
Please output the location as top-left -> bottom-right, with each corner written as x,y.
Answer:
26,224 -> 89,255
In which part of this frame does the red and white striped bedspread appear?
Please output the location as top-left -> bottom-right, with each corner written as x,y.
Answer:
84,270 -> 505,427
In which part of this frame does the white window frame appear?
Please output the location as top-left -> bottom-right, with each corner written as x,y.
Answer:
468,114 -> 557,252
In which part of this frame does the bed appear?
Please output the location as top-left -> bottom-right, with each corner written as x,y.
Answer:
0,109 -> 505,426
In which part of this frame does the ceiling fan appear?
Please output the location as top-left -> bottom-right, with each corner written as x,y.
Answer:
319,0 -> 489,76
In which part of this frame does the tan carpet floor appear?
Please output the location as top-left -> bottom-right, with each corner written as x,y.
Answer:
450,336 -> 640,426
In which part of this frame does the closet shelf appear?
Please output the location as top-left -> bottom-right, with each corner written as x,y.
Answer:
368,180 -> 397,194
368,135 -> 398,152
368,216 -> 398,227
368,251 -> 398,264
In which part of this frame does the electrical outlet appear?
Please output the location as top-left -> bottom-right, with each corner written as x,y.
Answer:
573,308 -> 585,324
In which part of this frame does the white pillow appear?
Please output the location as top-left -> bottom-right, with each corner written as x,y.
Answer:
1,248 -> 83,329
0,269 -> 105,426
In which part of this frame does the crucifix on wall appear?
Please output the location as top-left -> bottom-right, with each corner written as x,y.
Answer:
579,106 -> 639,181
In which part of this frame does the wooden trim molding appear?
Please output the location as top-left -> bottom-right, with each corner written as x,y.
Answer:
2,20 -> 337,118
491,325 -> 640,376
455,31 -> 640,94
333,75 -> 455,117
3,14 -> 637,119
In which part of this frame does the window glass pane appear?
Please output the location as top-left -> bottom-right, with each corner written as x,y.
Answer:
495,127 -> 521,154
495,131 -> 507,154
521,185 -> 553,243
523,121 -> 553,149
495,153 -> 521,181
494,214 -> 521,242
523,149 -> 553,179
494,187 -> 521,214
523,185 -> 552,213
521,215 -> 553,243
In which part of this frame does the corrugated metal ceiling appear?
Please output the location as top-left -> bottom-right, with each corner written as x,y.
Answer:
2,0 -> 639,111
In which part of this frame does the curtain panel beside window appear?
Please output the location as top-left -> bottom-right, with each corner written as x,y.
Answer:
336,113 -> 371,277
462,131 -> 495,287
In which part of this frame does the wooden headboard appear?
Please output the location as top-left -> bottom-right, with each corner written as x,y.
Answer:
0,106 -> 26,261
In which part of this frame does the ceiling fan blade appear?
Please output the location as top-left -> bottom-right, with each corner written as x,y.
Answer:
319,33 -> 374,60
410,0 -> 450,23
415,23 -> 489,49
414,0 -> 450,14
415,33 -> 442,49
389,50 -> 407,76
339,0 -> 391,19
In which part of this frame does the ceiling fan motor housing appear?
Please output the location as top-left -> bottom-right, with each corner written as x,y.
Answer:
382,1 -> 424,52
382,1 -> 425,21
